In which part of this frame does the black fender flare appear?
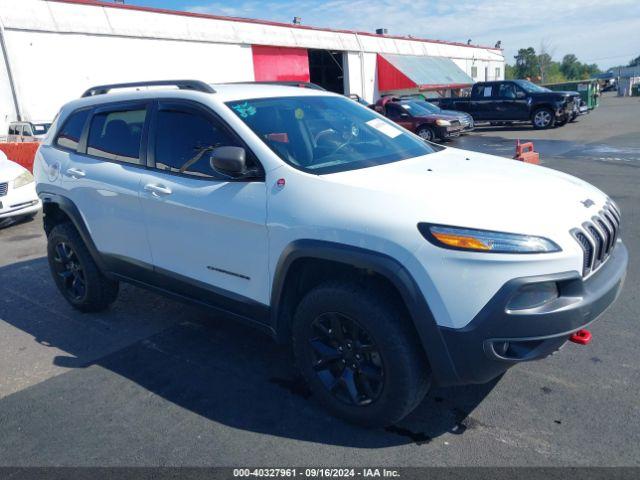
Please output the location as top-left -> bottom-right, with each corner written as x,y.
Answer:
38,190 -> 108,273
270,239 -> 460,385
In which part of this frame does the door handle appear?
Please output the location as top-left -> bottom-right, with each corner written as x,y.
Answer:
144,183 -> 172,197
66,167 -> 86,179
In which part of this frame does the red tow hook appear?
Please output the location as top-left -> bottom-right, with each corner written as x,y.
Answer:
569,329 -> 592,345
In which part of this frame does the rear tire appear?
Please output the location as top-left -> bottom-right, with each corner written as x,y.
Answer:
532,107 -> 555,129
292,281 -> 431,427
47,222 -> 119,312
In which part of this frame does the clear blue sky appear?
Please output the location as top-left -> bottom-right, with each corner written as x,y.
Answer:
125,0 -> 640,69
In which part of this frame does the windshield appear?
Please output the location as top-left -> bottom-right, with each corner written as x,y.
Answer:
411,101 -> 442,114
227,96 -> 436,174
398,101 -> 436,116
514,80 -> 551,93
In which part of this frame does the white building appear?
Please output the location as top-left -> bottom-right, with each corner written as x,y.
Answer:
0,0 -> 504,132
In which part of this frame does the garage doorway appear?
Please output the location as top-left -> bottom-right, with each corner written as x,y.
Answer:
308,49 -> 345,94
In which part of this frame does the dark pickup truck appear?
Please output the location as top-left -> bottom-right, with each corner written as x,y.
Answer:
433,80 -> 582,129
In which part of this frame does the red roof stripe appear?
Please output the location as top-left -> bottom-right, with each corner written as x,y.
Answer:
46,0 -> 502,52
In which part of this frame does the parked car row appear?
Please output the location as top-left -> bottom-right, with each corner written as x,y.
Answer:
354,79 -> 587,142
431,80 -> 585,129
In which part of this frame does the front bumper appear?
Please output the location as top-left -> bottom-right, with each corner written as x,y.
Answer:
437,241 -> 628,385
436,125 -> 464,139
0,182 -> 41,219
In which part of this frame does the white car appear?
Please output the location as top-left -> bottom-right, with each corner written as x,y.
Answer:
33,80 -> 627,427
0,151 -> 40,226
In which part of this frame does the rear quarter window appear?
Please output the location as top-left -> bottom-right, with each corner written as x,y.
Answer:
55,109 -> 90,151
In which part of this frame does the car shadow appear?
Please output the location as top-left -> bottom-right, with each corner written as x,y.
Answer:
0,212 -> 37,230
0,257 -> 499,448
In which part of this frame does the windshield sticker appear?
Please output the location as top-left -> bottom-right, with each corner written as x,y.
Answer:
232,102 -> 256,118
294,108 -> 305,120
366,118 -> 402,138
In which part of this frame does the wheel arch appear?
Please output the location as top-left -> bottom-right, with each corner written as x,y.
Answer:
39,191 -> 107,273
531,104 -> 555,116
270,240 -> 460,384
415,123 -> 435,134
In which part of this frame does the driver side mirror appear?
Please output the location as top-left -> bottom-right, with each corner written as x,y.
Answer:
516,91 -> 526,99
210,146 -> 248,178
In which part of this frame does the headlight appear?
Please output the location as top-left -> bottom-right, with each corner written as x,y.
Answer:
13,170 -> 34,189
418,224 -> 561,253
435,119 -> 451,127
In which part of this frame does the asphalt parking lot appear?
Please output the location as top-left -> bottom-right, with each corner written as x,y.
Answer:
0,92 -> 638,467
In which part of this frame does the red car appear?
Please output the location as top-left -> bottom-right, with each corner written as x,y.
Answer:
373,97 -> 464,142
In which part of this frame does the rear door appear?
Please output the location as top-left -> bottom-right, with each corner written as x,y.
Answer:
60,101 -> 153,266
138,100 -> 269,308
470,83 -> 496,120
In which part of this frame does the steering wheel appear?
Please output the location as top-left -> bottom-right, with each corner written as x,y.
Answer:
325,122 -> 359,156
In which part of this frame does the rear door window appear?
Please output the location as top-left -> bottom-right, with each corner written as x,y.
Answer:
55,109 -> 90,151
87,107 -> 147,164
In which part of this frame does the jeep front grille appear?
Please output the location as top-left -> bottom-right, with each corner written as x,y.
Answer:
0,182 -> 8,197
572,200 -> 621,277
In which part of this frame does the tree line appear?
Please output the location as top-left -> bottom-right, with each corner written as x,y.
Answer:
505,47 -> 601,84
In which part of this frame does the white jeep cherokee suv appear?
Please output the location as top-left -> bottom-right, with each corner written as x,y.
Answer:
34,80 -> 627,427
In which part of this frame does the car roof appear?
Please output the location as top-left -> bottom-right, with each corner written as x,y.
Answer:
58,82 -> 337,115
210,83 -> 334,102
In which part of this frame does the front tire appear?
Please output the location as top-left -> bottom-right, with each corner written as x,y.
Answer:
416,126 -> 435,142
532,107 -> 555,129
47,222 -> 119,312
292,281 -> 431,427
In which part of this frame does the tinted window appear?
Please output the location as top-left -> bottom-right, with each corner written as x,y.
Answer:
33,123 -> 50,134
154,107 -> 241,178
227,96 -> 436,175
498,83 -> 516,99
386,104 -> 405,120
87,108 -> 146,164
56,109 -> 90,151
8,125 -> 16,135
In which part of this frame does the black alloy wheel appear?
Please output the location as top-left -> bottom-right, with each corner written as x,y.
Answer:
52,241 -> 87,301
309,312 -> 384,406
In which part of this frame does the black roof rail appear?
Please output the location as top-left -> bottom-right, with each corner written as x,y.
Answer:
81,80 -> 215,98
223,81 -> 326,91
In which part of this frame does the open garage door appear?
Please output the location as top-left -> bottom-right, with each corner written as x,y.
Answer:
308,49 -> 345,94
252,45 -> 310,82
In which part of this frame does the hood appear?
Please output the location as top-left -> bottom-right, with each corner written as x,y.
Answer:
534,90 -> 577,100
324,147 -> 608,238
413,112 -> 461,122
553,90 -> 580,96
441,109 -> 471,119
0,154 -> 29,181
